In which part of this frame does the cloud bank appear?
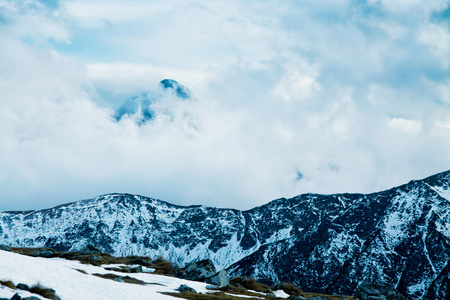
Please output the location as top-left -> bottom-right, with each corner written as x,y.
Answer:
0,0 -> 449,211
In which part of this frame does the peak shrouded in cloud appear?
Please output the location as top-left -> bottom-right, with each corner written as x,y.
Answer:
113,79 -> 194,124
0,0 -> 449,211
160,79 -> 192,99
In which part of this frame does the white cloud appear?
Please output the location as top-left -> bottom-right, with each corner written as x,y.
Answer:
86,63 -> 212,100
273,60 -> 322,102
388,118 -> 422,134
0,0 -> 450,211
376,0 -> 449,14
0,1 -> 69,42
64,0 -> 174,28
418,23 -> 450,67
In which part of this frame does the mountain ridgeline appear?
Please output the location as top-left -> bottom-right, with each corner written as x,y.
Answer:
1,171 -> 450,299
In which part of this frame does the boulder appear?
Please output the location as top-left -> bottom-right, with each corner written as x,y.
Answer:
79,245 -> 102,254
176,284 -> 197,293
354,283 -> 406,300
205,285 -> 217,290
129,265 -> 143,273
89,255 -> 102,263
205,270 -> 229,287
181,259 -> 216,281
10,294 -> 21,300
16,283 -> 29,290
31,250 -> 53,258
129,258 -> 152,266
0,245 -> 12,252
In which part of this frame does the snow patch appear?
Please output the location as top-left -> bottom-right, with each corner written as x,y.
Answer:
273,290 -> 290,298
383,212 -> 408,247
429,186 -> 450,202
265,226 -> 292,244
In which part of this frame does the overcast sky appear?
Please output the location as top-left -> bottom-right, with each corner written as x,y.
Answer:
1,0 -> 450,211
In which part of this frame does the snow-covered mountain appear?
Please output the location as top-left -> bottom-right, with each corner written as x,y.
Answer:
1,171 -> 450,299
113,79 -> 194,124
227,172 -> 450,300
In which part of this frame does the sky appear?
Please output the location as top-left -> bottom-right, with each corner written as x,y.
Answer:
0,0 -> 450,211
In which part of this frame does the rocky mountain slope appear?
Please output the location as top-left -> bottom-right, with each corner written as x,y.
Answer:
227,172 -> 450,299
1,171 -> 450,299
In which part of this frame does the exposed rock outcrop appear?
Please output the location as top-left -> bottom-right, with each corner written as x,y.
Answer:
181,259 -> 216,281
354,283 -> 406,300
205,270 -> 229,287
176,284 -> 197,293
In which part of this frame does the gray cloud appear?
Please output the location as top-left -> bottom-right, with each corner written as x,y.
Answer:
0,0 -> 449,211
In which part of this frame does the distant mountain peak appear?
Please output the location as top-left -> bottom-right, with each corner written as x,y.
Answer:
113,79 -> 193,125
160,79 -> 192,99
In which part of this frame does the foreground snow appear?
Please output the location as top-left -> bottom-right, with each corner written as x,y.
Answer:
0,250 -> 229,300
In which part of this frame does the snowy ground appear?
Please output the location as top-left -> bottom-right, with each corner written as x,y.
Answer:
0,249 -> 204,299
0,250 -> 289,300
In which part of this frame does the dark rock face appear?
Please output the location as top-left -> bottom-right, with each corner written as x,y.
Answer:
1,171 -> 450,299
227,172 -> 450,300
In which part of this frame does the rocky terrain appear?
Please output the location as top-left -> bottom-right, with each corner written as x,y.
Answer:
1,171 -> 450,299
0,246 -> 358,300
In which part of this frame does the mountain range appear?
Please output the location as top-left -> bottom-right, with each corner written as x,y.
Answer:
1,170 -> 450,299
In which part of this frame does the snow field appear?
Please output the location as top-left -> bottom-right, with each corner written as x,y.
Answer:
0,250 -> 208,300
0,250 -> 290,300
